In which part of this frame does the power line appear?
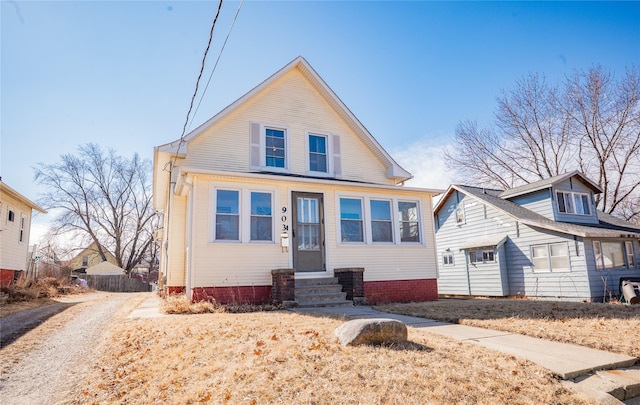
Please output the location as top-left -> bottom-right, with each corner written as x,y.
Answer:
188,0 -> 244,132
171,0 -> 224,167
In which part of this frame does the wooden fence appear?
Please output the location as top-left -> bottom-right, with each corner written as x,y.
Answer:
81,275 -> 151,293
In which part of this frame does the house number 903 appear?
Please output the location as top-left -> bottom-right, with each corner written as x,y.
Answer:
281,207 -> 288,231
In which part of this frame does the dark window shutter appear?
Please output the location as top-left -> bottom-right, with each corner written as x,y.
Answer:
332,134 -> 341,176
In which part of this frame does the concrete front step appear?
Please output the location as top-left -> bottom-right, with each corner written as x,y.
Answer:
295,277 -> 353,308
295,277 -> 340,287
295,300 -> 354,308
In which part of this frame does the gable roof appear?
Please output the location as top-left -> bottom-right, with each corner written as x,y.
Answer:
0,180 -> 47,213
435,183 -> 640,239
156,56 -> 412,182
499,170 -> 602,199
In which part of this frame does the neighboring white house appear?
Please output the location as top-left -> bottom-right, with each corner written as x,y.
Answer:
153,56 -> 442,305
0,179 -> 47,285
433,171 -> 640,301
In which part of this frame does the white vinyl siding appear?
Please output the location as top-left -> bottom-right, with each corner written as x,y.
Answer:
186,175 -> 437,288
183,69 -> 393,185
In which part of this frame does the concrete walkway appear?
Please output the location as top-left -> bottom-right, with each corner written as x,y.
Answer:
290,305 -> 640,404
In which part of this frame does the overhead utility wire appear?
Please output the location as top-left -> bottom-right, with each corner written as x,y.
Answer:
188,0 -> 244,132
171,0 -> 224,167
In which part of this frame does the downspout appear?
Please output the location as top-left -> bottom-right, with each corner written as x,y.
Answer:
182,174 -> 195,301
161,163 -> 176,291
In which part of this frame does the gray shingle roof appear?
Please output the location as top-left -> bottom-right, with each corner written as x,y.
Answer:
498,170 -> 602,199
455,185 -> 640,239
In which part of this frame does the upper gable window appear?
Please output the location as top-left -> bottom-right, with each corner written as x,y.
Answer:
265,128 -> 286,168
250,122 -> 289,172
455,204 -> 465,225
306,131 -> 341,177
557,191 -> 591,215
308,134 -> 327,173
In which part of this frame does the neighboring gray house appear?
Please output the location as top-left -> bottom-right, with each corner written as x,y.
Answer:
433,171 -> 640,302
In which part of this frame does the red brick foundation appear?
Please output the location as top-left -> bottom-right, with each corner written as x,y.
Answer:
0,269 -> 15,287
192,286 -> 272,305
364,279 -> 438,304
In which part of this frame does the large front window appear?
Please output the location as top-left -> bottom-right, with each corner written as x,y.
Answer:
398,201 -> 420,242
215,190 -> 240,240
340,198 -> 363,242
557,191 -> 591,215
265,128 -> 286,168
593,240 -> 635,270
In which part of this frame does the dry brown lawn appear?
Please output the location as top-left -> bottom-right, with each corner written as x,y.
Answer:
376,298 -> 640,358
71,309 -> 596,405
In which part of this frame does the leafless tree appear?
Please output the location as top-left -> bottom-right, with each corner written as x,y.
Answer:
445,66 -> 640,223
34,144 -> 156,273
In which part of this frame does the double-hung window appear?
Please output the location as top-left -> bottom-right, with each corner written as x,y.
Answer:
625,241 -> 636,268
455,204 -> 465,225
398,201 -> 420,242
370,199 -> 393,242
340,198 -> 364,242
19,214 -> 26,242
215,190 -> 240,241
443,252 -> 454,265
250,192 -> 272,241
593,240 -> 635,270
265,128 -> 286,168
308,134 -> 327,173
531,242 -> 569,272
557,191 -> 591,215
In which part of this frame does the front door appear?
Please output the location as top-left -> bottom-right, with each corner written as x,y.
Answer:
291,192 -> 325,272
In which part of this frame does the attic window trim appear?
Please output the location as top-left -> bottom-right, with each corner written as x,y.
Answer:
556,190 -> 591,216
250,122 -> 291,173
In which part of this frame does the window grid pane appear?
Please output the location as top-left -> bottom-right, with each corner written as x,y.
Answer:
266,128 -> 286,168
625,241 -> 635,267
371,200 -> 392,242
309,135 -> 327,173
250,192 -> 272,241
398,201 -> 419,242
216,190 -> 239,240
340,198 -> 363,242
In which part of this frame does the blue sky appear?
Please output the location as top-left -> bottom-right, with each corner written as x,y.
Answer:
2,1 -> 639,243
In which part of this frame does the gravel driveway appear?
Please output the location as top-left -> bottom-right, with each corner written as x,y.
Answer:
0,292 -> 148,405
